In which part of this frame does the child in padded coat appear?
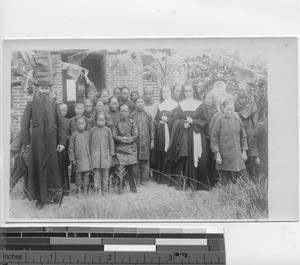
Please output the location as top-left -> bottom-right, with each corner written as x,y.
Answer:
89,111 -> 115,195
69,115 -> 92,194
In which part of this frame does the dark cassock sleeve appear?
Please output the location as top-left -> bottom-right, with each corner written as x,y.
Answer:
56,103 -> 67,146
191,104 -> 208,134
20,101 -> 32,147
68,132 -> 76,162
239,119 -> 248,151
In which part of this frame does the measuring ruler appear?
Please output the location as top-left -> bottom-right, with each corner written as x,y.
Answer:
0,227 -> 225,265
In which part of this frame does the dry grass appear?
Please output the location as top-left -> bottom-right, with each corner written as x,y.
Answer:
9,174 -> 268,220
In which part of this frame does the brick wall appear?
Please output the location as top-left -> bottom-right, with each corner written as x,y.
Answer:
104,53 -> 148,97
104,51 -> 188,101
11,78 -> 33,134
51,53 -> 63,103
11,50 -> 188,132
11,53 -> 63,132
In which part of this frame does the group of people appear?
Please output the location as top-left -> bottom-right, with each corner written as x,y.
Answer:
18,78 -> 268,209
151,80 -> 267,191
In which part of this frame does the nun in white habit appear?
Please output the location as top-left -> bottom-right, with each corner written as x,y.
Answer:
170,82 -> 210,191
153,85 -> 178,185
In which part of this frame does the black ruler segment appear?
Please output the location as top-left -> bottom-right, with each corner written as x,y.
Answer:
20,232 -> 67,237
5,244 -> 51,251
90,233 -> 114,238
3,233 -> 22,237
0,227 -> 226,264
136,233 -> 160,238
67,233 -> 89,238
6,237 -> 50,244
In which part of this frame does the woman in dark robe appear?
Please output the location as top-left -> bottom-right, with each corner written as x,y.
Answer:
21,84 -> 66,209
153,85 -> 178,185
167,83 -> 209,191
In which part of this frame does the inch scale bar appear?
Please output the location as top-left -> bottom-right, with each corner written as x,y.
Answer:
0,250 -> 225,264
0,227 -> 226,265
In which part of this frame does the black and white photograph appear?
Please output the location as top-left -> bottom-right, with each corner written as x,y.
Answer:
3,38 -> 297,221
1,1 -> 300,264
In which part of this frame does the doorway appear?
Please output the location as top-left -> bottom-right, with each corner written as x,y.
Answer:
62,51 -> 105,118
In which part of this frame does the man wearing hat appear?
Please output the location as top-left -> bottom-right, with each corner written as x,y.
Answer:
21,51 -> 66,209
